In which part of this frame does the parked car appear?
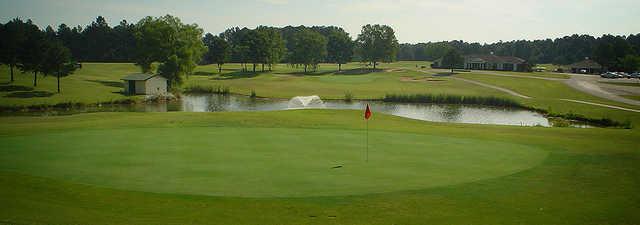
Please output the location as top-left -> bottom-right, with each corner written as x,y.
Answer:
617,72 -> 630,78
629,72 -> 640,79
601,72 -> 619,78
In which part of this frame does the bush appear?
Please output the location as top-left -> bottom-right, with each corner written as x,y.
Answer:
383,93 -> 522,108
184,85 -> 230,95
549,117 -> 571,127
344,91 -> 353,102
250,90 -> 257,98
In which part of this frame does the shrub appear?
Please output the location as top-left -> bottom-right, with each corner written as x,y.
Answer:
250,90 -> 257,98
184,85 -> 230,95
344,91 -> 353,102
383,93 -> 522,108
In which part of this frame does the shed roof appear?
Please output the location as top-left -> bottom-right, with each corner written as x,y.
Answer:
569,59 -> 602,69
121,73 -> 156,81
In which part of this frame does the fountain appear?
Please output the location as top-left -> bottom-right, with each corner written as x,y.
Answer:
288,95 -> 326,109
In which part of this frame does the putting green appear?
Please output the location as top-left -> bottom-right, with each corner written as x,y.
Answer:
0,127 -> 548,197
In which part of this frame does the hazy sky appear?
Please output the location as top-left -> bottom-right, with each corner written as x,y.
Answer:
1,0 -> 638,44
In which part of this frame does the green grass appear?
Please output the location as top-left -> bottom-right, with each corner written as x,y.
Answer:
0,110 -> 639,224
456,73 -> 640,125
2,62 -> 639,125
622,95 -> 640,101
187,61 -> 503,99
0,63 -> 141,106
599,81 -> 640,87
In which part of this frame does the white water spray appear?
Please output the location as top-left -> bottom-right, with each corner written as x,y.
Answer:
288,95 -> 325,109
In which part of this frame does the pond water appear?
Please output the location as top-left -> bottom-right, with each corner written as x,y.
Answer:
177,94 -> 551,126
5,94 -> 590,127
12,94 -> 552,127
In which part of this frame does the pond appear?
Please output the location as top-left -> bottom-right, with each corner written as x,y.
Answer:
6,94 -> 568,127
177,94 -> 552,127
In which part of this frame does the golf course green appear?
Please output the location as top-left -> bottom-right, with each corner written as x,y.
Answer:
1,110 -> 639,224
0,126 -> 546,197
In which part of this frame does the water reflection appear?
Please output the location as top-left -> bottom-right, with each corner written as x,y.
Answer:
4,94 -> 555,127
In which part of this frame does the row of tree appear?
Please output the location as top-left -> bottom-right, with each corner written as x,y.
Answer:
203,24 -> 398,73
1,16 -> 401,87
398,34 -> 640,71
0,18 -> 77,92
0,15 -> 209,89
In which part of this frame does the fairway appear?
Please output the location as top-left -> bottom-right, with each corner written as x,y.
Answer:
0,126 -> 546,197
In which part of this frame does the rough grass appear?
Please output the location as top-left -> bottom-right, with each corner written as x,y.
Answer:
384,93 -> 522,107
0,110 -> 639,224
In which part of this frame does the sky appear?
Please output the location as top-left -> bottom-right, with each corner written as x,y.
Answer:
1,0 -> 639,44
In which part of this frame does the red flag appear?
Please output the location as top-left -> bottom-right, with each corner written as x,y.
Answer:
364,104 -> 372,120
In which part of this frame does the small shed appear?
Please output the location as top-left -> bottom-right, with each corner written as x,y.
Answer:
121,74 -> 168,95
569,59 -> 603,74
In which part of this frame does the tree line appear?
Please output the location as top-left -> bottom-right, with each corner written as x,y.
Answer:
0,16 -> 400,89
398,34 -> 640,71
0,18 -> 77,92
203,24 -> 398,73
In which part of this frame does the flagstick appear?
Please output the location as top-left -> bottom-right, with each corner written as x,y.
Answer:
366,117 -> 369,163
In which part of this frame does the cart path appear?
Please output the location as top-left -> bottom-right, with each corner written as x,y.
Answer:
559,99 -> 640,113
473,70 -> 566,81
417,69 -> 640,113
564,75 -> 640,106
450,77 -> 532,99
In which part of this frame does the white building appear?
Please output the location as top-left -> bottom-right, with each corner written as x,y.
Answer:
432,54 -> 529,72
121,74 -> 168,95
464,54 -> 527,72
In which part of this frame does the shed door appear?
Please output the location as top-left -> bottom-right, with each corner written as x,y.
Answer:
128,80 -> 136,94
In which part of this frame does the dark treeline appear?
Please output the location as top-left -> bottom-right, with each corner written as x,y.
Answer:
204,24 -> 397,72
0,15 -> 399,88
46,16 -> 137,62
0,18 -> 77,92
398,34 -> 640,71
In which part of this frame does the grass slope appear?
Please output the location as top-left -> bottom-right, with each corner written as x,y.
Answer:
456,73 -> 640,125
1,110 -> 639,224
0,63 -> 141,106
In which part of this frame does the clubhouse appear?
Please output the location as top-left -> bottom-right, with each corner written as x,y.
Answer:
433,54 -> 529,72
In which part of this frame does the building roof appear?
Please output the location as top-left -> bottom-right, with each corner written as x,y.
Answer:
465,54 -> 527,64
569,59 -> 602,69
121,73 -> 156,81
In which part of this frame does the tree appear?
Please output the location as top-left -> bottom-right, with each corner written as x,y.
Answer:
257,26 -> 286,71
0,18 -> 29,82
356,24 -> 398,70
441,49 -> 464,72
203,33 -> 230,73
289,29 -> 327,73
57,24 -> 84,60
133,15 -> 206,85
82,16 -> 115,61
41,41 -> 77,93
18,20 -> 45,86
244,29 -> 267,72
619,54 -> 640,73
158,54 -> 180,86
326,28 -> 353,71
594,35 -> 633,70
112,20 -> 136,62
